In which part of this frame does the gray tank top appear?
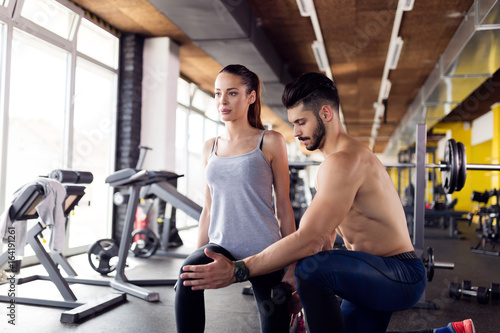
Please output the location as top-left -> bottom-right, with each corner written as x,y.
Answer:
206,130 -> 281,259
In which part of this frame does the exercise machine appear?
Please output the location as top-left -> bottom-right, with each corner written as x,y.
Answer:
469,189 -> 500,256
0,172 -> 126,323
86,165 -> 202,302
91,146 -> 189,262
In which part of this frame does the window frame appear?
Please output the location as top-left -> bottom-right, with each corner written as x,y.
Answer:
0,0 -> 119,263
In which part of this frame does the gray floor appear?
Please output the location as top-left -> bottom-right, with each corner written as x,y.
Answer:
1,221 -> 499,332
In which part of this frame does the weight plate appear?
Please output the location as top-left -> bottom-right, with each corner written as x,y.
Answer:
490,283 -> 500,300
130,228 -> 159,258
449,282 -> 461,299
442,139 -> 459,194
426,247 -> 435,282
476,286 -> 490,304
88,238 -> 119,275
455,142 -> 467,192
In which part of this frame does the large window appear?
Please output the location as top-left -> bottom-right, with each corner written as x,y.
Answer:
6,29 -> 67,198
21,0 -> 78,39
175,79 -> 224,227
77,18 -> 119,68
0,0 -> 119,260
68,58 -> 117,248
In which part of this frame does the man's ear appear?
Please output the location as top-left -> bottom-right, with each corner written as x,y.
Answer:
321,105 -> 334,122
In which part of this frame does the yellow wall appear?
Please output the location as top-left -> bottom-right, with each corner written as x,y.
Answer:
387,150 -> 434,206
388,167 -> 398,192
387,165 -> 413,205
470,140 -> 493,194
491,104 -> 500,201
426,150 -> 436,204
389,105 -> 500,212
432,104 -> 500,211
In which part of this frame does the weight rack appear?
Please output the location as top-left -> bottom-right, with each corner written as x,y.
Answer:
412,124 -> 455,309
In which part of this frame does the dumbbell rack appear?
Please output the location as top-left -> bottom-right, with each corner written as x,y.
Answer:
449,280 -> 500,304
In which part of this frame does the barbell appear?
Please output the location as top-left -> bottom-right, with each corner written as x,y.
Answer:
384,139 -> 500,194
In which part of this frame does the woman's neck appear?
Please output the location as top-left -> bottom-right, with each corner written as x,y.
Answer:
223,120 -> 258,141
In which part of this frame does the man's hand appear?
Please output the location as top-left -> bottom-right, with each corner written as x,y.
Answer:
180,248 -> 236,290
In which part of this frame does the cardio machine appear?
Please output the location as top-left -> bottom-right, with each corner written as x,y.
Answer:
87,146 -> 202,301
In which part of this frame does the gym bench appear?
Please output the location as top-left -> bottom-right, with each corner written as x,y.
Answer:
0,177 -> 126,323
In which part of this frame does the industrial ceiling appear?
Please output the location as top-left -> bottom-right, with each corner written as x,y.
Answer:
70,0 -> 500,157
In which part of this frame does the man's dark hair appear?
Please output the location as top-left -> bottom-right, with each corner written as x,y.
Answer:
282,72 -> 339,115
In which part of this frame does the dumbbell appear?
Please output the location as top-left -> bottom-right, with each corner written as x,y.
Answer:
449,280 -> 490,304
421,247 -> 454,281
489,283 -> 500,301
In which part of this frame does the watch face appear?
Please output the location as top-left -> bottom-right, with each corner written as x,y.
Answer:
234,261 -> 249,282
235,269 -> 248,281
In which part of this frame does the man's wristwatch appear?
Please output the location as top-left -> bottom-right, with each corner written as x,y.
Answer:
234,260 -> 250,282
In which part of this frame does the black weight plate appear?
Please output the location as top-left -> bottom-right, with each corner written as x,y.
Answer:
477,286 -> 490,304
455,142 -> 467,192
131,228 -> 159,258
490,283 -> 500,300
449,282 -> 461,299
442,139 -> 459,194
426,247 -> 435,282
88,238 -> 119,275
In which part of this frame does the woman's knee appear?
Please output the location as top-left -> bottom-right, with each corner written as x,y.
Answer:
181,245 -> 223,267
182,253 -> 209,267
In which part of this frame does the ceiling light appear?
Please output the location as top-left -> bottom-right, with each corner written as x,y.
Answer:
296,0 -> 312,17
402,0 -> 415,11
381,79 -> 392,99
371,0 -> 410,150
297,0 -> 341,128
389,36 -> 404,70
373,102 -> 385,122
311,40 -> 328,72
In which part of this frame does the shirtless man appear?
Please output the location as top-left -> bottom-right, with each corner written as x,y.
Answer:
180,73 -> 474,333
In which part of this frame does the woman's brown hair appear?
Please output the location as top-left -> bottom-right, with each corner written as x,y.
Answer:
219,64 -> 264,129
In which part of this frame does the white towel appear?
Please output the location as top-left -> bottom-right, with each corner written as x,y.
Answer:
35,178 -> 67,253
0,178 -> 67,258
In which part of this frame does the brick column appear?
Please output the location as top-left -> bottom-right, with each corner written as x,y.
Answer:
113,33 -> 144,242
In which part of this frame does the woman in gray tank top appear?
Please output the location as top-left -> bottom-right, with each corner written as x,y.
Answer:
175,64 -> 297,333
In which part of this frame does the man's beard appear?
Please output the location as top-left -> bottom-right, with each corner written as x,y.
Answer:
305,117 -> 326,151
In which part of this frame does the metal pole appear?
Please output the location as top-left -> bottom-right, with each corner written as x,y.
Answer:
413,124 -> 427,256
384,163 -> 417,168
412,124 -> 437,309
384,163 -> 500,171
465,164 -> 500,171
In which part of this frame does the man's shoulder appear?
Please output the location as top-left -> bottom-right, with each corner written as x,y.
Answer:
319,144 -> 374,181
323,148 -> 359,167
